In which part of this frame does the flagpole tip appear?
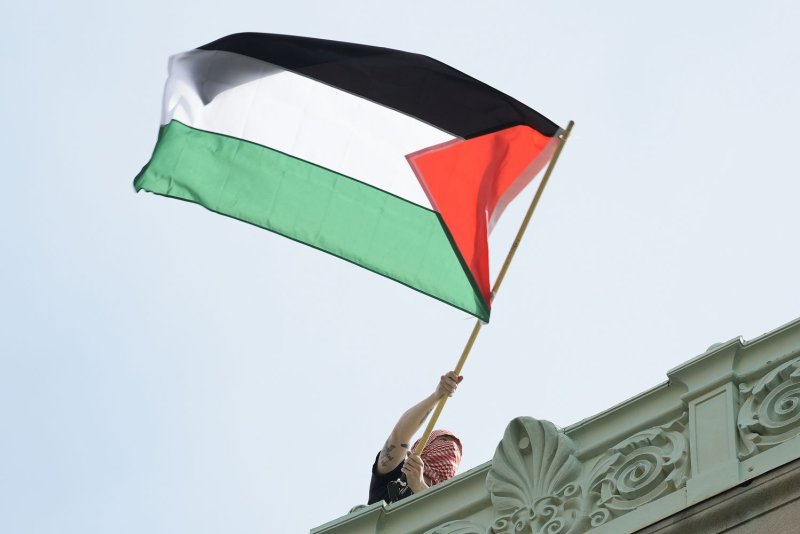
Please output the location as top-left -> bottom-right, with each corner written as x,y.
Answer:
560,120 -> 575,141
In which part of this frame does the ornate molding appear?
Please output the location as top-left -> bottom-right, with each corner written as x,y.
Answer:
738,356 -> 800,459
485,418 -> 584,534
426,415 -> 689,534
585,417 -> 689,528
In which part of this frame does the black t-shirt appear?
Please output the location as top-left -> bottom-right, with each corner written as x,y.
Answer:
368,453 -> 412,505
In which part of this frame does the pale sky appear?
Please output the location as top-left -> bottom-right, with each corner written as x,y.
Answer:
2,1 -> 799,532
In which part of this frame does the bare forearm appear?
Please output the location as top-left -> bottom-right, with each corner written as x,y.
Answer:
376,392 -> 440,473
389,392 -> 440,447
409,479 -> 429,494
375,371 -> 461,474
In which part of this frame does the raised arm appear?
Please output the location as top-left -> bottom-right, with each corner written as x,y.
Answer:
374,371 -> 462,475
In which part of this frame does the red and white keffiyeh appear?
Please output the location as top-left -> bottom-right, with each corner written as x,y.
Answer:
412,429 -> 462,486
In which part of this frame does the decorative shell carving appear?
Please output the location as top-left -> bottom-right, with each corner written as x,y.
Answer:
738,356 -> 800,458
427,416 -> 689,534
486,418 -> 584,534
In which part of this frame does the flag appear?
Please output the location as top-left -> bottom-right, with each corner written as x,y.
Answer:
134,33 -> 562,322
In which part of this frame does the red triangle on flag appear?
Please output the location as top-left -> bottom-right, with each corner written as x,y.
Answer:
407,125 -> 558,309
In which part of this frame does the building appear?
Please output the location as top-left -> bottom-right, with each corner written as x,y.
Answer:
312,317 -> 800,533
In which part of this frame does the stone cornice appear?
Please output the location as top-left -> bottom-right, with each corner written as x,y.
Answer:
312,316 -> 800,534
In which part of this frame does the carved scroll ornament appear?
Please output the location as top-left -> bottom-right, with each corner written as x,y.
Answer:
426,415 -> 689,534
738,356 -> 800,459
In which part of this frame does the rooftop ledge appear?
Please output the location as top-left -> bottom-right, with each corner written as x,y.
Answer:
312,316 -> 800,534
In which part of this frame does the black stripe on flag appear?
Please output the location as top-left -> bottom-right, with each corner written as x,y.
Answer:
199,33 -> 560,140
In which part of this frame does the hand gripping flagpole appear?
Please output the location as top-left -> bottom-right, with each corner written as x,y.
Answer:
414,120 -> 575,455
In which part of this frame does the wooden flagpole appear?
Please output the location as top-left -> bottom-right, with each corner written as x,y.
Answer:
414,120 -> 575,454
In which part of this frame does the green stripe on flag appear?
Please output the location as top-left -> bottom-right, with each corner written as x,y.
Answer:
135,120 -> 490,321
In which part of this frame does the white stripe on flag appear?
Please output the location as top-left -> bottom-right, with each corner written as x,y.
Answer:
162,49 -> 456,210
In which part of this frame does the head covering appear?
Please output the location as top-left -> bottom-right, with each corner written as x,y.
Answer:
411,429 -> 463,486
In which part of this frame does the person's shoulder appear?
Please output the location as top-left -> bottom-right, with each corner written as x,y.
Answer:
372,452 -> 404,477
369,455 -> 404,505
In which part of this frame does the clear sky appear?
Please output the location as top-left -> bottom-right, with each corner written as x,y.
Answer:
2,1 -> 799,532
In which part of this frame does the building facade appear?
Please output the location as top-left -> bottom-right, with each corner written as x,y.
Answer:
313,317 -> 800,534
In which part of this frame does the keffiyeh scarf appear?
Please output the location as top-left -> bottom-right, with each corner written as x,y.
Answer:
413,429 -> 462,485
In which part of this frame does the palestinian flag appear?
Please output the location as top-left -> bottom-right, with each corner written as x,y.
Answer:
134,33 -> 562,322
